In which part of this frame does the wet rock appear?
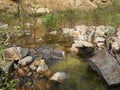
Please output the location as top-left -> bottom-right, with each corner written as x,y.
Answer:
36,46 -> 65,61
18,56 -> 33,66
50,72 -> 68,82
89,49 -> 120,85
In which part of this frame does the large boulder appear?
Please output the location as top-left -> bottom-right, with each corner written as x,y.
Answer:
4,47 -> 29,61
89,49 -> 120,85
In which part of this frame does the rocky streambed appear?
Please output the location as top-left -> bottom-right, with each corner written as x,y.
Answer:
0,46 -> 67,90
1,24 -> 120,90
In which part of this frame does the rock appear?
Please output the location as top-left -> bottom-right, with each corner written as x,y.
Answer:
25,23 -> 33,28
27,71 -> 32,77
18,56 -> 33,66
32,8 -> 50,14
89,49 -> 120,85
36,65 -> 49,73
29,64 -> 37,71
5,47 -> 20,60
31,59 -> 41,67
15,47 -> 29,59
70,44 -> 79,53
29,49 -> 38,57
78,35 -> 88,41
111,42 -> 120,50
5,61 -> 14,73
0,23 -> 8,29
111,37 -> 120,50
116,26 -> 120,38
94,37 -> 105,43
95,26 -> 115,37
17,68 -> 25,77
5,47 -> 29,60
74,41 -> 93,47
24,30 -> 31,36
75,25 -> 88,35
14,26 -> 21,29
36,46 -> 65,61
97,43 -> 105,49
63,28 -> 75,36
50,72 -> 68,82
36,59 -> 49,73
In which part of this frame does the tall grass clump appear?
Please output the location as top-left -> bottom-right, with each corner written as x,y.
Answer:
43,13 -> 60,32
57,1 -> 120,27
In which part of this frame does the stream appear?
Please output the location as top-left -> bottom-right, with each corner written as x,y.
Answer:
1,15 -> 120,90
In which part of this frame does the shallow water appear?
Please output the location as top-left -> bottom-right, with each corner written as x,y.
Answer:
1,15 -> 119,90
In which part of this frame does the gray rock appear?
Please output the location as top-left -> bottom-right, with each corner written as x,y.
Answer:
89,49 -> 120,85
18,56 -> 33,66
15,47 -> 29,59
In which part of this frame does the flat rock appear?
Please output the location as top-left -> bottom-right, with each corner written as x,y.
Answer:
89,49 -> 120,85
18,56 -> 33,66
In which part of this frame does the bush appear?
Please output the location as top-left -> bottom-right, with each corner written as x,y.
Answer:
43,13 -> 60,32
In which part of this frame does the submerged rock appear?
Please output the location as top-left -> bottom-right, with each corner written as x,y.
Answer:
89,49 -> 120,85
